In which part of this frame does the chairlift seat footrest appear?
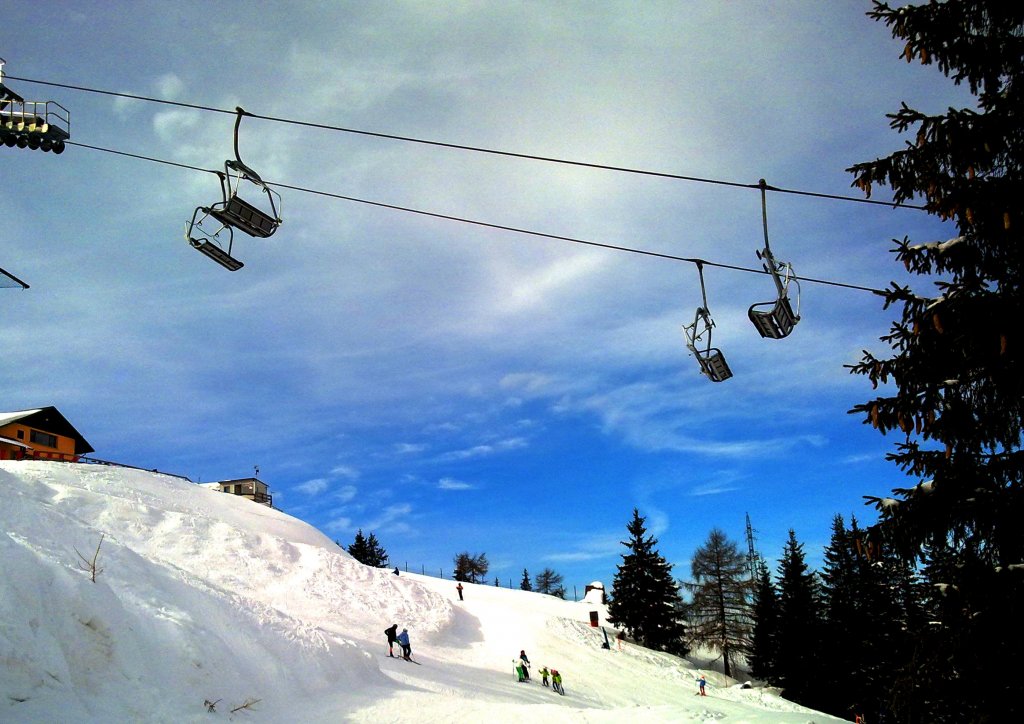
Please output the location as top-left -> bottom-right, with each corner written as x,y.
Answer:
189,238 -> 244,271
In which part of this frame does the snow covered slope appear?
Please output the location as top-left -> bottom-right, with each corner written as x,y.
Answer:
0,461 -> 843,722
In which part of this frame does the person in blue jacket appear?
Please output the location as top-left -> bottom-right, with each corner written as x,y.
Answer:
397,628 -> 412,660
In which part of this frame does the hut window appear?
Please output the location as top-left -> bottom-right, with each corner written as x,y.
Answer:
30,430 -> 58,448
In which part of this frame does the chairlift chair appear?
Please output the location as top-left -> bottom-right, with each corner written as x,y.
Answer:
0,58 -> 70,154
185,107 -> 281,271
747,179 -> 801,339
683,263 -> 733,382
206,107 -> 282,238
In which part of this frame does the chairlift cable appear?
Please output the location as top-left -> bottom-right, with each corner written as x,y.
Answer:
11,74 -> 926,211
64,139 -> 884,294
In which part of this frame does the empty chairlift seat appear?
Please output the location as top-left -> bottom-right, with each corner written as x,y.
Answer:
749,291 -> 799,339
685,307 -> 734,383
209,194 -> 278,238
748,180 -> 800,339
683,262 -> 733,383
184,109 -> 283,271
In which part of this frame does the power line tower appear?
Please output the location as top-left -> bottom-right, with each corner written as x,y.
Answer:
745,512 -> 761,580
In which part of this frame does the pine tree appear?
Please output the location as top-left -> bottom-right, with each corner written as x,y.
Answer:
854,518 -> 925,723
520,568 -> 532,591
363,532 -> 389,567
534,568 -> 565,598
773,530 -> 825,709
347,530 -> 368,564
819,515 -> 863,716
346,529 -> 389,567
685,528 -> 752,678
847,2 -> 1024,720
746,561 -> 778,682
607,509 -> 688,656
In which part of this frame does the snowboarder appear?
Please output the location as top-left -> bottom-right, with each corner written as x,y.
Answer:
696,674 -> 707,696
456,582 -> 464,601
384,623 -> 398,657
519,650 -> 531,680
393,566 -> 400,575
539,666 -> 550,687
397,628 -> 412,660
551,669 -> 564,695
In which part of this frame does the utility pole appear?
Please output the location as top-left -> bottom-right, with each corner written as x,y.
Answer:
745,513 -> 760,580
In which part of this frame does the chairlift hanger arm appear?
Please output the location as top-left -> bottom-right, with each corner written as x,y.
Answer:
230,107 -> 264,184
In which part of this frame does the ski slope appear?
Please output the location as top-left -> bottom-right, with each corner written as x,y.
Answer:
1,461 -> 844,722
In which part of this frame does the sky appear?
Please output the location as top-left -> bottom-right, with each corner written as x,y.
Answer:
1,460 -> 847,722
1,2 -> 974,592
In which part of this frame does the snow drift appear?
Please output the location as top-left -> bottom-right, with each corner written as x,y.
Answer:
1,461 -> 842,722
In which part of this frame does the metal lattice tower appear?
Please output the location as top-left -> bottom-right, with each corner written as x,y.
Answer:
745,512 -> 760,580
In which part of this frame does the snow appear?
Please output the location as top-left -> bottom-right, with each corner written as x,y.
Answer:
1,461 -> 844,723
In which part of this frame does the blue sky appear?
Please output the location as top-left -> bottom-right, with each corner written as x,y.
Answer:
2,1 -> 970,594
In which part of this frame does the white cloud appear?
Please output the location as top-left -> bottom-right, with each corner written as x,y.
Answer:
435,437 -> 528,462
331,465 -> 360,480
334,485 -> 358,503
689,482 -> 740,497
322,516 -> 352,534
438,477 -> 475,491
155,73 -> 186,101
295,478 -> 329,495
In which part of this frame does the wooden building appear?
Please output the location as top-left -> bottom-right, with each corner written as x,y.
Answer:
200,478 -> 273,507
0,406 -> 94,461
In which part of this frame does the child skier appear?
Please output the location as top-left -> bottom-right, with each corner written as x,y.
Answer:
396,628 -> 412,660
539,666 -> 550,687
696,673 -> 707,696
551,669 -> 564,695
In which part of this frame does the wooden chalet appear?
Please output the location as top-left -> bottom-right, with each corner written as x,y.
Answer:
0,406 -> 94,462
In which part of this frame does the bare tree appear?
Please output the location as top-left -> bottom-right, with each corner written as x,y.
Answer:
74,534 -> 105,583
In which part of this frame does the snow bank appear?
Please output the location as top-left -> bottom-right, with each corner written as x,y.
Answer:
1,461 -> 844,723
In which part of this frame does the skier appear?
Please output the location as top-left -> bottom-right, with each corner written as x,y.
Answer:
514,659 -> 527,682
456,582 -> 464,601
551,669 -> 564,695
696,673 -> 707,696
539,666 -> 550,687
519,650 -> 531,680
384,623 -> 398,657
397,628 -> 412,660
616,629 -> 626,651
